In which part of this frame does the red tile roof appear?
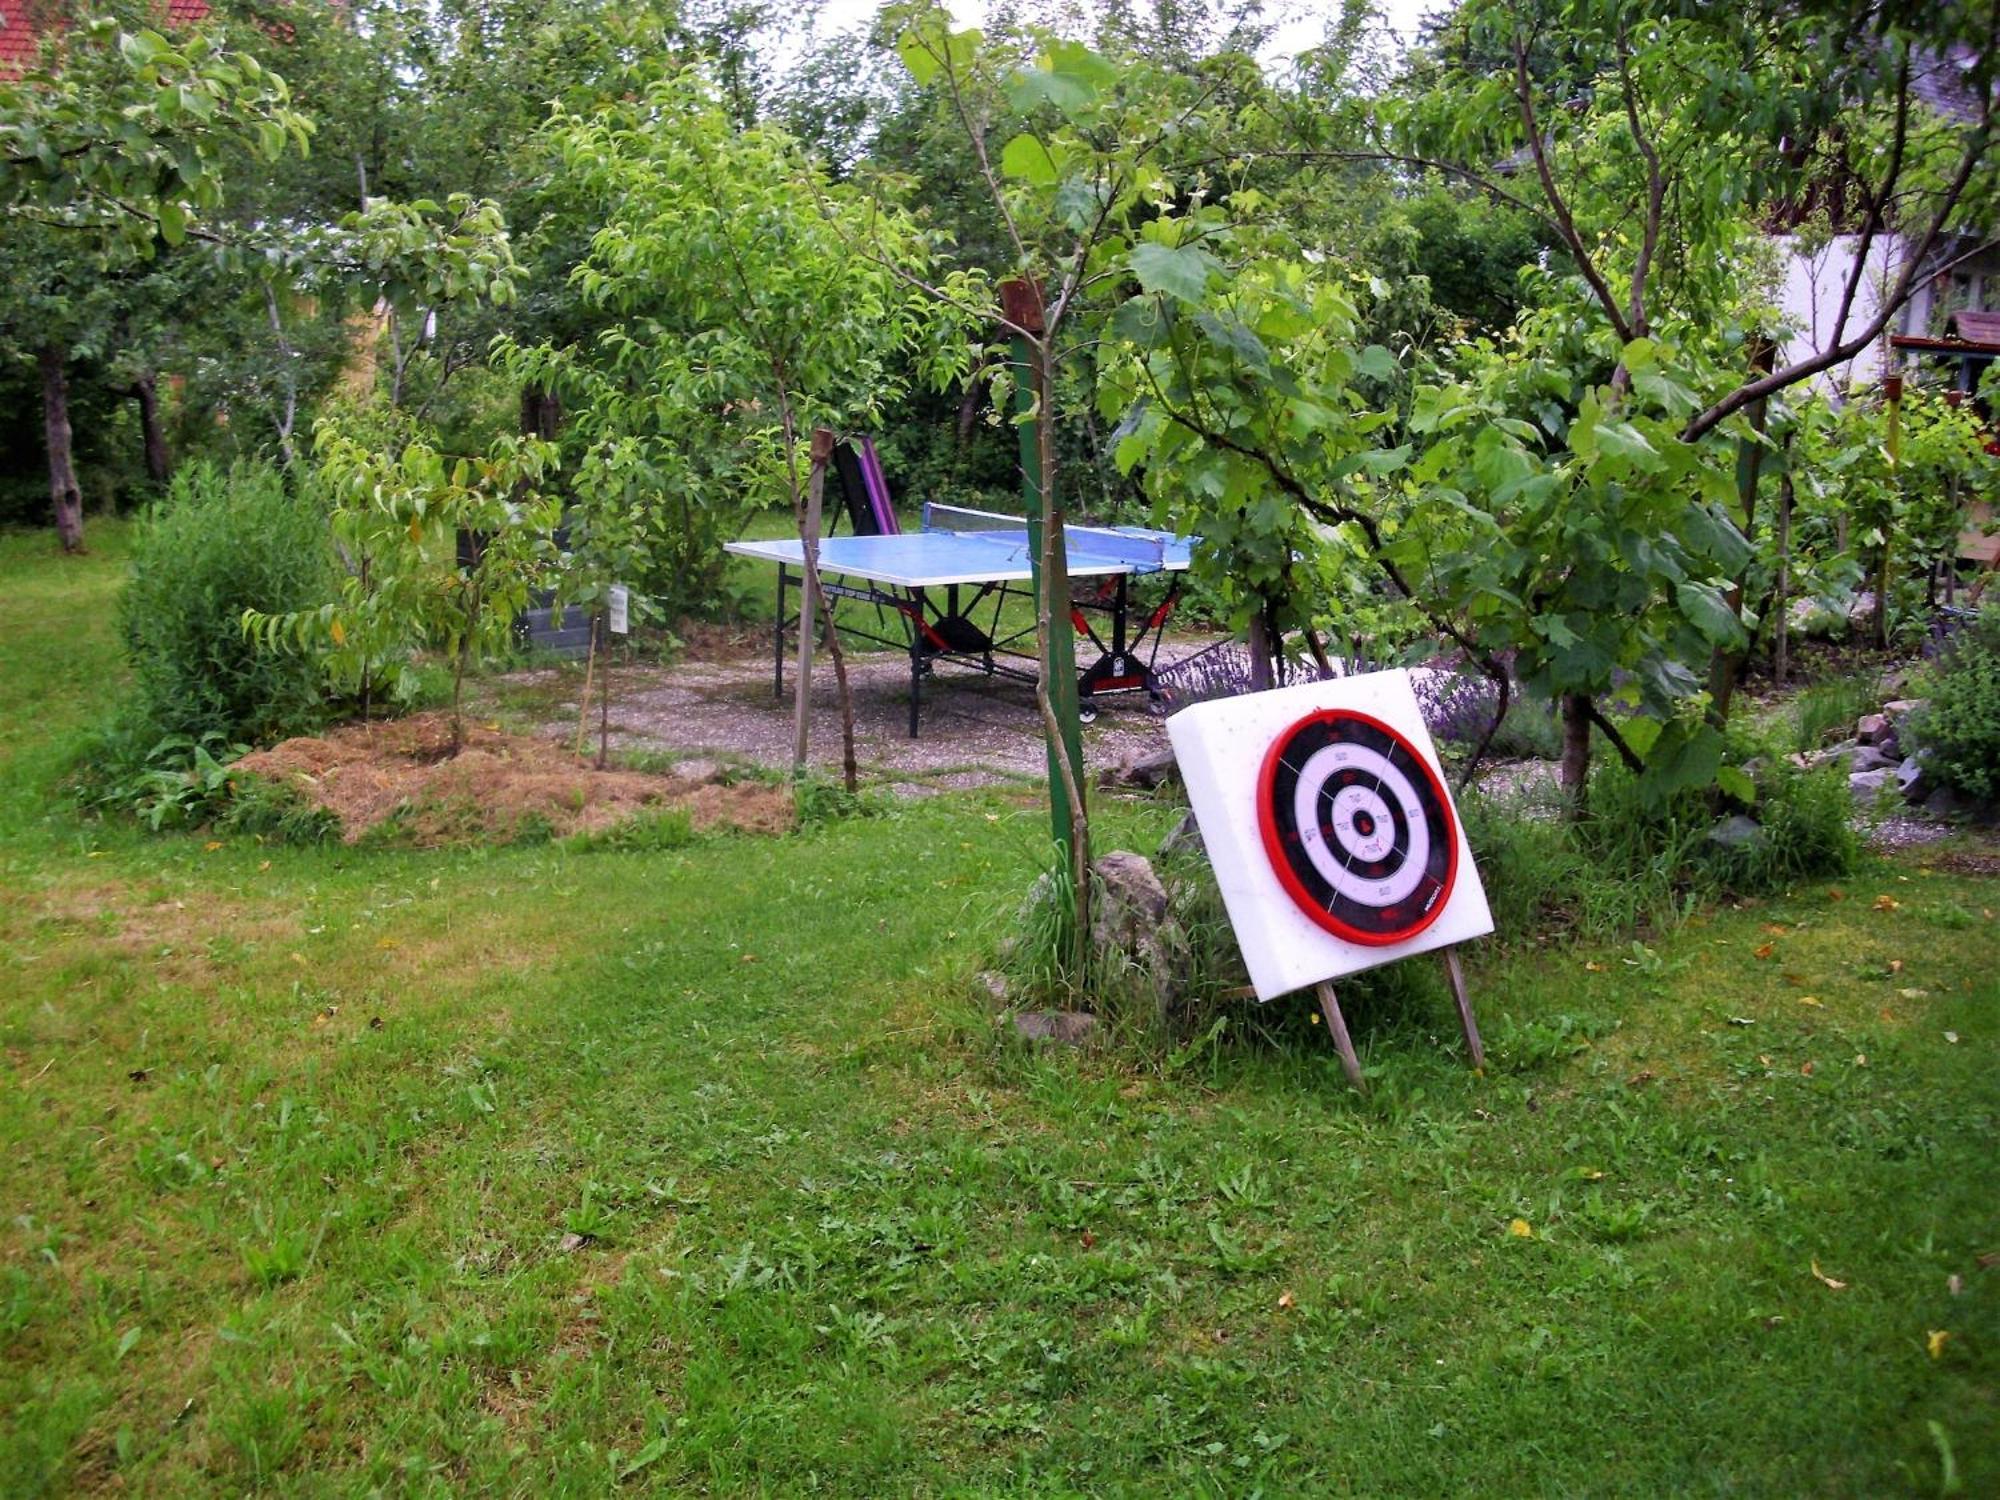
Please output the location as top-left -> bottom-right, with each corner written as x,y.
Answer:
1,0 -> 212,77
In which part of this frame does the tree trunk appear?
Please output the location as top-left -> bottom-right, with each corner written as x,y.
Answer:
40,346 -> 84,553
1247,609 -> 1274,691
131,371 -> 170,484
1560,692 -> 1592,818
520,385 -> 561,440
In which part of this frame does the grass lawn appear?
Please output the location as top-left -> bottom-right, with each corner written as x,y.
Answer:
1,525 -> 1995,1496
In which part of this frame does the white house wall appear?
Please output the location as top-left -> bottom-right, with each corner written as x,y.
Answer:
1772,231 -> 1913,397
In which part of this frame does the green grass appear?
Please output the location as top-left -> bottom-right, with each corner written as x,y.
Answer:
1,528 -> 1996,1495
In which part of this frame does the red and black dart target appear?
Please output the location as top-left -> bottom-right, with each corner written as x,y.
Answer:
1255,708 -> 1458,946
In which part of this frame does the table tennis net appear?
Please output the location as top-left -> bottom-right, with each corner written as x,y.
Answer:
922,503 -> 1173,573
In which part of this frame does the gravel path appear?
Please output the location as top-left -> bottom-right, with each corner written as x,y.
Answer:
499,636 -> 1233,793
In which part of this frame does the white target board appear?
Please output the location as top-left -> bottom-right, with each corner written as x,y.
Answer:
1166,669 -> 1492,1001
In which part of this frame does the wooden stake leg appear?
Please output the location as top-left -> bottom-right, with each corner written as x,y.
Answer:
1314,981 -> 1365,1092
1440,947 -> 1485,1071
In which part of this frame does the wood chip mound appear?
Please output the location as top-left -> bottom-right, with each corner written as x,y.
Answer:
232,712 -> 794,846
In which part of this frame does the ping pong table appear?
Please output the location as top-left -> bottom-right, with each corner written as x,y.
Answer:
726,503 -> 1197,737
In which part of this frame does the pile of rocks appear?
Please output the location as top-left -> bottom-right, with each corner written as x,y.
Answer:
1795,692 -> 1972,817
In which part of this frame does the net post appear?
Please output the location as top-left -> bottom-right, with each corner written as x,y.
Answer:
1003,278 -> 1085,874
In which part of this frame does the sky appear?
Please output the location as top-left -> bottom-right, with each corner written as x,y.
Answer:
779,1 -> 1444,74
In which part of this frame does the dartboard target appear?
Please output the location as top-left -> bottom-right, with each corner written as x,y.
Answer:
1255,708 -> 1458,947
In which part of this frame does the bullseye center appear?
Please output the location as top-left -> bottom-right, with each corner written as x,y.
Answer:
1352,810 -> 1376,838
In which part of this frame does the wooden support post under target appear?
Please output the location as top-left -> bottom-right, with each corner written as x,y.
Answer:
1440,946 -> 1484,1071
1314,980 -> 1365,1092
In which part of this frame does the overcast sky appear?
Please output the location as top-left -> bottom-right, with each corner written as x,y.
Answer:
780,1 -> 1444,73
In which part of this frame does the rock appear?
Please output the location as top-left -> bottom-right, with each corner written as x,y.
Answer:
1804,739 -> 1859,770
1882,698 -> 1924,721
1856,713 -> 1891,745
1707,813 -> 1765,851
1011,852 -> 1194,1015
1848,745 -> 1893,774
1090,850 -> 1191,1011
975,970 -> 1010,1005
1157,808 -> 1206,861
1896,756 -> 1933,804
1846,590 -> 1878,629
1014,1011 -> 1098,1045
1922,785 -> 1977,820
1102,746 -> 1180,791
1849,768 -> 1891,799
1878,668 -> 1908,697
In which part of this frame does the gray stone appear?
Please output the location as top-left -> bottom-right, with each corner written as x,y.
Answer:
975,970 -> 1010,1005
1882,698 -> 1924,721
1897,756 -> 1933,804
1856,713 -> 1891,745
1707,814 -> 1765,851
1090,850 -> 1191,1011
1846,590 -> 1879,629
1014,1011 -> 1099,1046
1849,768 -> 1892,798
1848,745 -> 1893,774
1804,740 -> 1859,770
1157,809 -> 1206,862
1922,785 -> 1977,820
1102,746 -> 1180,791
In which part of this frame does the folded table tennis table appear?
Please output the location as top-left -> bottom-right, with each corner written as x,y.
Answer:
725,503 -> 1197,737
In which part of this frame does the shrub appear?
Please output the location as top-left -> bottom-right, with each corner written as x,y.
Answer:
1908,607 -> 2000,805
1457,755 -> 1856,946
119,461 -> 335,746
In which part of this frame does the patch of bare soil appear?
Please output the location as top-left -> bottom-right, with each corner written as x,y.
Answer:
234,712 -> 793,845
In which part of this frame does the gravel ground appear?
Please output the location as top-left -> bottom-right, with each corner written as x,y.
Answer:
501,635 -> 1234,793
493,639 -> 2000,861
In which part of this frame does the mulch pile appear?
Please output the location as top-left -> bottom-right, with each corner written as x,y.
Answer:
233,712 -> 794,846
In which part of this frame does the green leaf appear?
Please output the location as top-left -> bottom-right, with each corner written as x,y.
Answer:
1129,242 -> 1218,305
157,197 -> 186,246
1192,310 -> 1269,374
1010,40 -> 1118,112
1110,296 -> 1171,348
1676,503 -> 1753,575
1357,344 -> 1398,381
1643,722 -> 1726,800
1619,716 -> 1663,756
1675,582 -> 1742,645
1594,420 -> 1662,469
1715,764 -> 1757,804
618,1436 -> 670,1480
999,133 -> 1058,186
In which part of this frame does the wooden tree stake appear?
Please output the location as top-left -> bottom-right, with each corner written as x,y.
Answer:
1314,980 -> 1365,1092
791,428 -> 834,777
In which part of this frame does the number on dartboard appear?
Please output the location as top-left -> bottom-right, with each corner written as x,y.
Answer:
1255,708 -> 1458,946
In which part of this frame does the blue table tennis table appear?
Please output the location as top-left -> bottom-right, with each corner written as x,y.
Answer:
726,503 -> 1197,737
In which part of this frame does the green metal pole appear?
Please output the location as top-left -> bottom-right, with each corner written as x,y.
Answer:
1004,282 -> 1084,868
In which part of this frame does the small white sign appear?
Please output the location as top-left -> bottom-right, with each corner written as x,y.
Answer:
607,585 -> 630,635
1165,669 -> 1492,1000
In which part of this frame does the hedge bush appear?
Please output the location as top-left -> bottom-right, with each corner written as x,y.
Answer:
118,460 -> 335,746
1910,608 -> 2000,806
